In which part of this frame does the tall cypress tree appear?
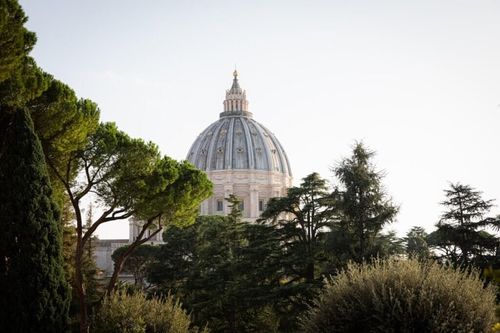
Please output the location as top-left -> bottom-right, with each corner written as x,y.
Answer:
0,108 -> 70,332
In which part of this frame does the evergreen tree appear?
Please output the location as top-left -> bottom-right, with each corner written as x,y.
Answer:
148,211 -> 284,333
259,173 -> 334,332
405,226 -> 430,260
429,183 -> 498,268
0,0 -> 36,83
332,142 -> 398,263
0,108 -> 70,332
260,172 -> 333,284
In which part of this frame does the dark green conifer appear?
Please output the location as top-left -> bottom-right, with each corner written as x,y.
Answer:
429,183 -> 498,268
0,108 -> 70,332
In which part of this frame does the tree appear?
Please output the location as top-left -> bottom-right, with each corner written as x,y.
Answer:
112,244 -> 158,288
0,108 -> 70,332
429,183 -> 499,268
0,0 -> 48,156
148,209 -> 285,333
258,173 -> 335,332
0,0 -> 36,83
260,172 -> 333,284
405,226 -> 430,260
49,122 -> 211,332
332,142 -> 398,263
106,159 -> 213,295
0,55 -> 47,109
28,77 -> 100,202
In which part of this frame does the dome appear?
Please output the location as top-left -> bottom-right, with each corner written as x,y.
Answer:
187,72 -> 292,177
186,71 -> 292,219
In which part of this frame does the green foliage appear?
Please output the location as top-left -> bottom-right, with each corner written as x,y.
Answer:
0,108 -> 70,332
0,0 -> 36,83
0,56 -> 48,108
64,122 -> 210,226
405,226 -> 430,260
258,173 -> 335,331
51,121 -> 211,329
76,122 -> 163,211
331,142 -> 398,264
144,159 -> 213,227
429,183 -> 498,268
148,214 -> 284,333
91,292 -> 207,333
260,172 -> 333,284
112,244 -> 159,287
29,78 -> 99,179
301,258 -> 496,333
0,0 -> 47,109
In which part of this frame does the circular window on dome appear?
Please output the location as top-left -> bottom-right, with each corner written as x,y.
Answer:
217,147 -> 224,154
236,147 -> 244,153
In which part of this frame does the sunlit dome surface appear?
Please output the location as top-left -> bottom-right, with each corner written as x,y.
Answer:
187,71 -> 292,176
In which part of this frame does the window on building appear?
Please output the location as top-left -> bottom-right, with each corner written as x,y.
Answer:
217,200 -> 224,212
259,199 -> 264,211
239,201 -> 244,212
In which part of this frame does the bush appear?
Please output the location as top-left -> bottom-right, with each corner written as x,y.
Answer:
301,258 -> 496,333
91,292 -> 208,333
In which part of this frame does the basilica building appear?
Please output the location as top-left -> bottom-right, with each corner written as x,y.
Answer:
97,71 -> 293,276
186,70 -> 293,219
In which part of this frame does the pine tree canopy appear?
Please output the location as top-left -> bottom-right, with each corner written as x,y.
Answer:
0,0 -> 36,83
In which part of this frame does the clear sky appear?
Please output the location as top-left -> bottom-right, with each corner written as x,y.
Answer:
20,0 -> 500,239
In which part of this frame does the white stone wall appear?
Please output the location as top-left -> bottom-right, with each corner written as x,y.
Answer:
129,219 -> 166,244
201,169 -> 292,220
94,239 -> 130,277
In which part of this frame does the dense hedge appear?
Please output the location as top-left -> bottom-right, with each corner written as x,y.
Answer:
301,258 -> 496,333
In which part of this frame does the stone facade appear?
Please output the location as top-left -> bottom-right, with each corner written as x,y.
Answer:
199,169 -> 292,219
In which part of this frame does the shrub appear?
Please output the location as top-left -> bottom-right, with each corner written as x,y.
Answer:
91,292 -> 208,333
301,258 -> 496,333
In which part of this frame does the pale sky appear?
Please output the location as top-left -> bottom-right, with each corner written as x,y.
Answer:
20,0 -> 500,239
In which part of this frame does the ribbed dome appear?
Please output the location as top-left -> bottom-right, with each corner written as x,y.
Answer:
187,116 -> 292,175
187,71 -> 292,176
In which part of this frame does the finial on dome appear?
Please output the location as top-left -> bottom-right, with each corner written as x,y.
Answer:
222,68 -> 251,117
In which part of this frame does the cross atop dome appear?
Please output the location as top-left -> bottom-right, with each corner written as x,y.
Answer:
221,70 -> 252,118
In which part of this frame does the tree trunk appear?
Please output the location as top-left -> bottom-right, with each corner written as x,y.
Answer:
106,218 -> 162,295
75,239 -> 89,333
305,262 -> 315,283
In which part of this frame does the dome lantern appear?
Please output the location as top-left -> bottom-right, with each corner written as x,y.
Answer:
222,70 -> 251,117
